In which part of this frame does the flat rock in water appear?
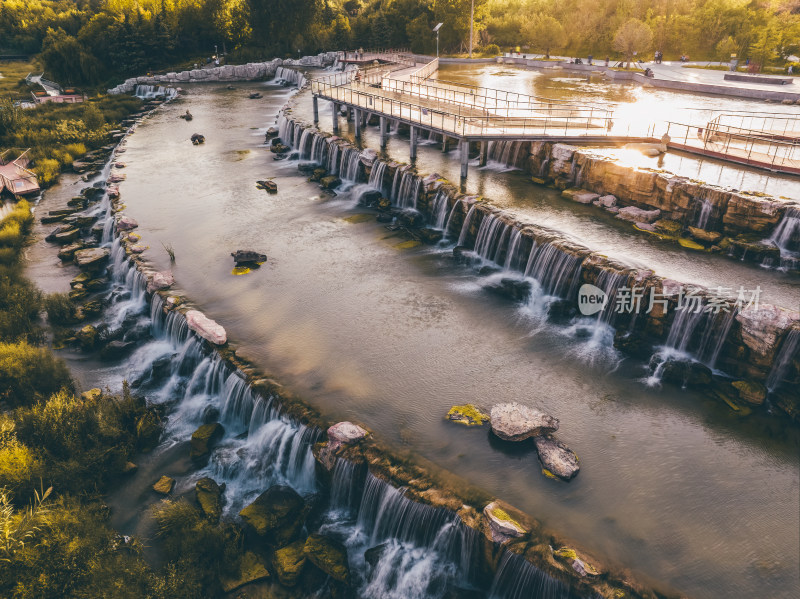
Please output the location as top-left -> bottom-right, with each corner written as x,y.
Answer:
146,271 -> 174,293
327,421 -> 368,452
303,534 -> 351,584
272,539 -> 307,587
190,422 -> 224,459
490,402 -> 559,442
221,551 -> 270,593
239,485 -> 304,537
483,501 -> 528,544
185,309 -> 227,345
74,247 -> 110,268
534,435 -> 580,480
231,250 -> 267,264
153,475 -> 175,495
116,215 -> 138,231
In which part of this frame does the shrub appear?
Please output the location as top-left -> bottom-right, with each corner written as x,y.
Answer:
482,44 -> 501,57
0,269 -> 42,342
43,293 -> 76,326
0,248 -> 17,265
0,222 -> 22,247
0,342 -> 72,408
0,417 -> 42,494
33,158 -> 60,185
63,142 -> 87,157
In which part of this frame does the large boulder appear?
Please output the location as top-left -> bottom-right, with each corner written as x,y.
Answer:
185,310 -> 227,345
136,411 -> 161,452
116,215 -> 138,231
153,475 -> 175,495
490,402 -> 559,441
239,485 -> 305,540
74,247 -> 110,269
190,422 -> 224,460
446,404 -> 490,426
732,380 -> 767,405
272,539 -> 307,586
195,477 -> 223,521
736,305 -> 799,361
146,271 -> 174,294
534,435 -> 580,481
317,421 -> 369,470
616,206 -> 661,224
220,551 -> 270,593
483,501 -> 528,544
561,189 -> 599,204
303,534 -> 351,584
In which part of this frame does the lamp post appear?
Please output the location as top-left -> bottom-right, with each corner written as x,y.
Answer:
433,23 -> 443,58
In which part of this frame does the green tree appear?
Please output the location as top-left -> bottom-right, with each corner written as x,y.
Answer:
521,14 -> 566,58
612,18 -> 653,68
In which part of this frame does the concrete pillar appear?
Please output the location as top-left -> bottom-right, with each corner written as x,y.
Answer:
460,139 -> 469,181
479,141 -> 488,166
380,116 -> 388,147
410,126 -> 418,160
354,108 -> 361,137
442,136 -> 450,153
332,102 -> 339,132
313,96 -> 319,123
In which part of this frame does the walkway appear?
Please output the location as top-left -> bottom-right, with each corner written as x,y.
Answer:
0,150 -> 40,197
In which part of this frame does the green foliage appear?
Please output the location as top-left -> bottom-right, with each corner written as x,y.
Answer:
0,484 -> 51,563
42,292 -> 76,326
482,43 -> 501,56
0,342 -> 72,408
0,419 -> 43,495
613,18 -> 653,67
0,262 -> 42,342
521,14 -> 566,59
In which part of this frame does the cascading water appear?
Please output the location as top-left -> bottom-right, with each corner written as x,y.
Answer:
766,329 -> 800,391
770,207 -> 800,253
430,190 -> 451,230
457,204 -> 479,246
524,242 -> 583,299
391,167 -> 422,209
694,198 -> 715,229
274,66 -> 307,87
487,140 -> 525,169
489,550 -> 577,599
368,161 -> 388,196
134,84 -> 177,100
339,147 -> 362,183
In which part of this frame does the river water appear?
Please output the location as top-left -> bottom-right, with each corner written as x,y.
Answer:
26,73 -> 799,599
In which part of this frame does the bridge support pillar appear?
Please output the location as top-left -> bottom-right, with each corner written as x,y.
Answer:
442,136 -> 450,153
312,96 -> 319,123
331,102 -> 339,133
354,108 -> 361,137
380,116 -> 388,147
479,141 -> 488,166
460,139 -> 469,181
410,126 -> 418,160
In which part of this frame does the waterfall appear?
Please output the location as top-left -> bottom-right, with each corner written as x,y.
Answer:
767,329 -> 800,391
297,128 -> 313,159
770,207 -> 800,253
457,204 -> 479,246
473,213 -> 510,263
368,161 -> 388,195
391,167 -> 422,209
309,134 -> 328,165
330,459 -> 364,515
538,158 -> 550,178
274,66 -> 307,87
487,141 -> 524,169
696,309 -> 736,369
523,242 -> 583,298
277,114 -> 291,142
695,199 -> 714,229
489,550 -> 575,599
443,199 -> 464,240
664,303 -> 707,353
430,190 -> 451,230
503,228 -> 525,271
339,147 -> 362,183
327,142 -> 340,175
134,84 -> 177,100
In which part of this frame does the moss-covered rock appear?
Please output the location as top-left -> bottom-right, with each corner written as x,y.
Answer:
446,404 -> 490,426
220,551 -> 270,593
152,475 -> 174,495
320,175 -> 341,190
303,534 -> 351,585
678,237 -> 705,250
272,539 -> 307,586
195,477 -> 223,521
190,422 -> 224,460
653,219 -> 682,236
77,324 -> 97,349
732,380 -> 767,405
80,388 -> 102,401
239,485 -> 305,540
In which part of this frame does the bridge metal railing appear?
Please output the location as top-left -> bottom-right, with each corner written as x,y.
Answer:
662,121 -> 800,172
708,112 -> 800,140
408,58 -> 439,84
313,78 -> 614,138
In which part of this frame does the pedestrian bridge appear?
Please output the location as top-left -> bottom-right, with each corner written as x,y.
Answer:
311,52 -> 800,178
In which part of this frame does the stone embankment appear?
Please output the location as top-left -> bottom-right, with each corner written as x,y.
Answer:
107,51 -> 338,94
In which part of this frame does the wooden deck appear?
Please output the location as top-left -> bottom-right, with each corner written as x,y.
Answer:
0,151 -> 40,197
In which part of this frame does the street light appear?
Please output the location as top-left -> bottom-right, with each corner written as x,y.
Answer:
433,23 -> 443,58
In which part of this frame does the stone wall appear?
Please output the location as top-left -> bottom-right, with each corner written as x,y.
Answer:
107,51 -> 339,94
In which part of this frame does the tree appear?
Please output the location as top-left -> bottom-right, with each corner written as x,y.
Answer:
521,14 -> 566,59
715,35 -> 738,63
612,18 -> 653,68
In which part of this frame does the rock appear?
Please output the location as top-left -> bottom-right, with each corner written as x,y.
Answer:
687,226 -> 722,244
185,310 -> 227,345
534,435 -> 580,480
311,168 -> 327,182
561,189 -> 599,204
553,547 -> 600,578
359,189 -> 383,206
52,228 -> 80,244
596,194 -> 617,208
736,305 -> 799,360
191,133 -> 205,145
195,477 -> 223,521
231,250 -> 267,265
446,404 -> 490,426
483,501 -> 527,543
678,237 -> 705,250
616,206 -> 661,224
360,148 -> 378,167
266,126 -> 279,137
490,402 -> 559,441
327,421 -> 369,453
77,324 -> 97,349
146,271 -> 174,293
99,340 -> 133,360
221,551 -> 270,593
58,242 -> 84,261
732,380 -> 767,405
239,485 -> 305,540
190,422 -> 224,460
80,388 -> 102,401
272,539 -> 307,586
122,461 -> 138,474
152,475 -> 175,495
653,219 -> 682,236
417,228 -> 443,245
74,247 -> 110,269
116,216 -> 138,231
303,534 -> 351,584
202,404 -> 221,424
658,357 -> 712,387
136,411 -> 161,452
320,175 -> 341,190
484,277 -> 533,302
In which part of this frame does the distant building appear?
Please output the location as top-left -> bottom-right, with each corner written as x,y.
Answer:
31,88 -> 85,104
